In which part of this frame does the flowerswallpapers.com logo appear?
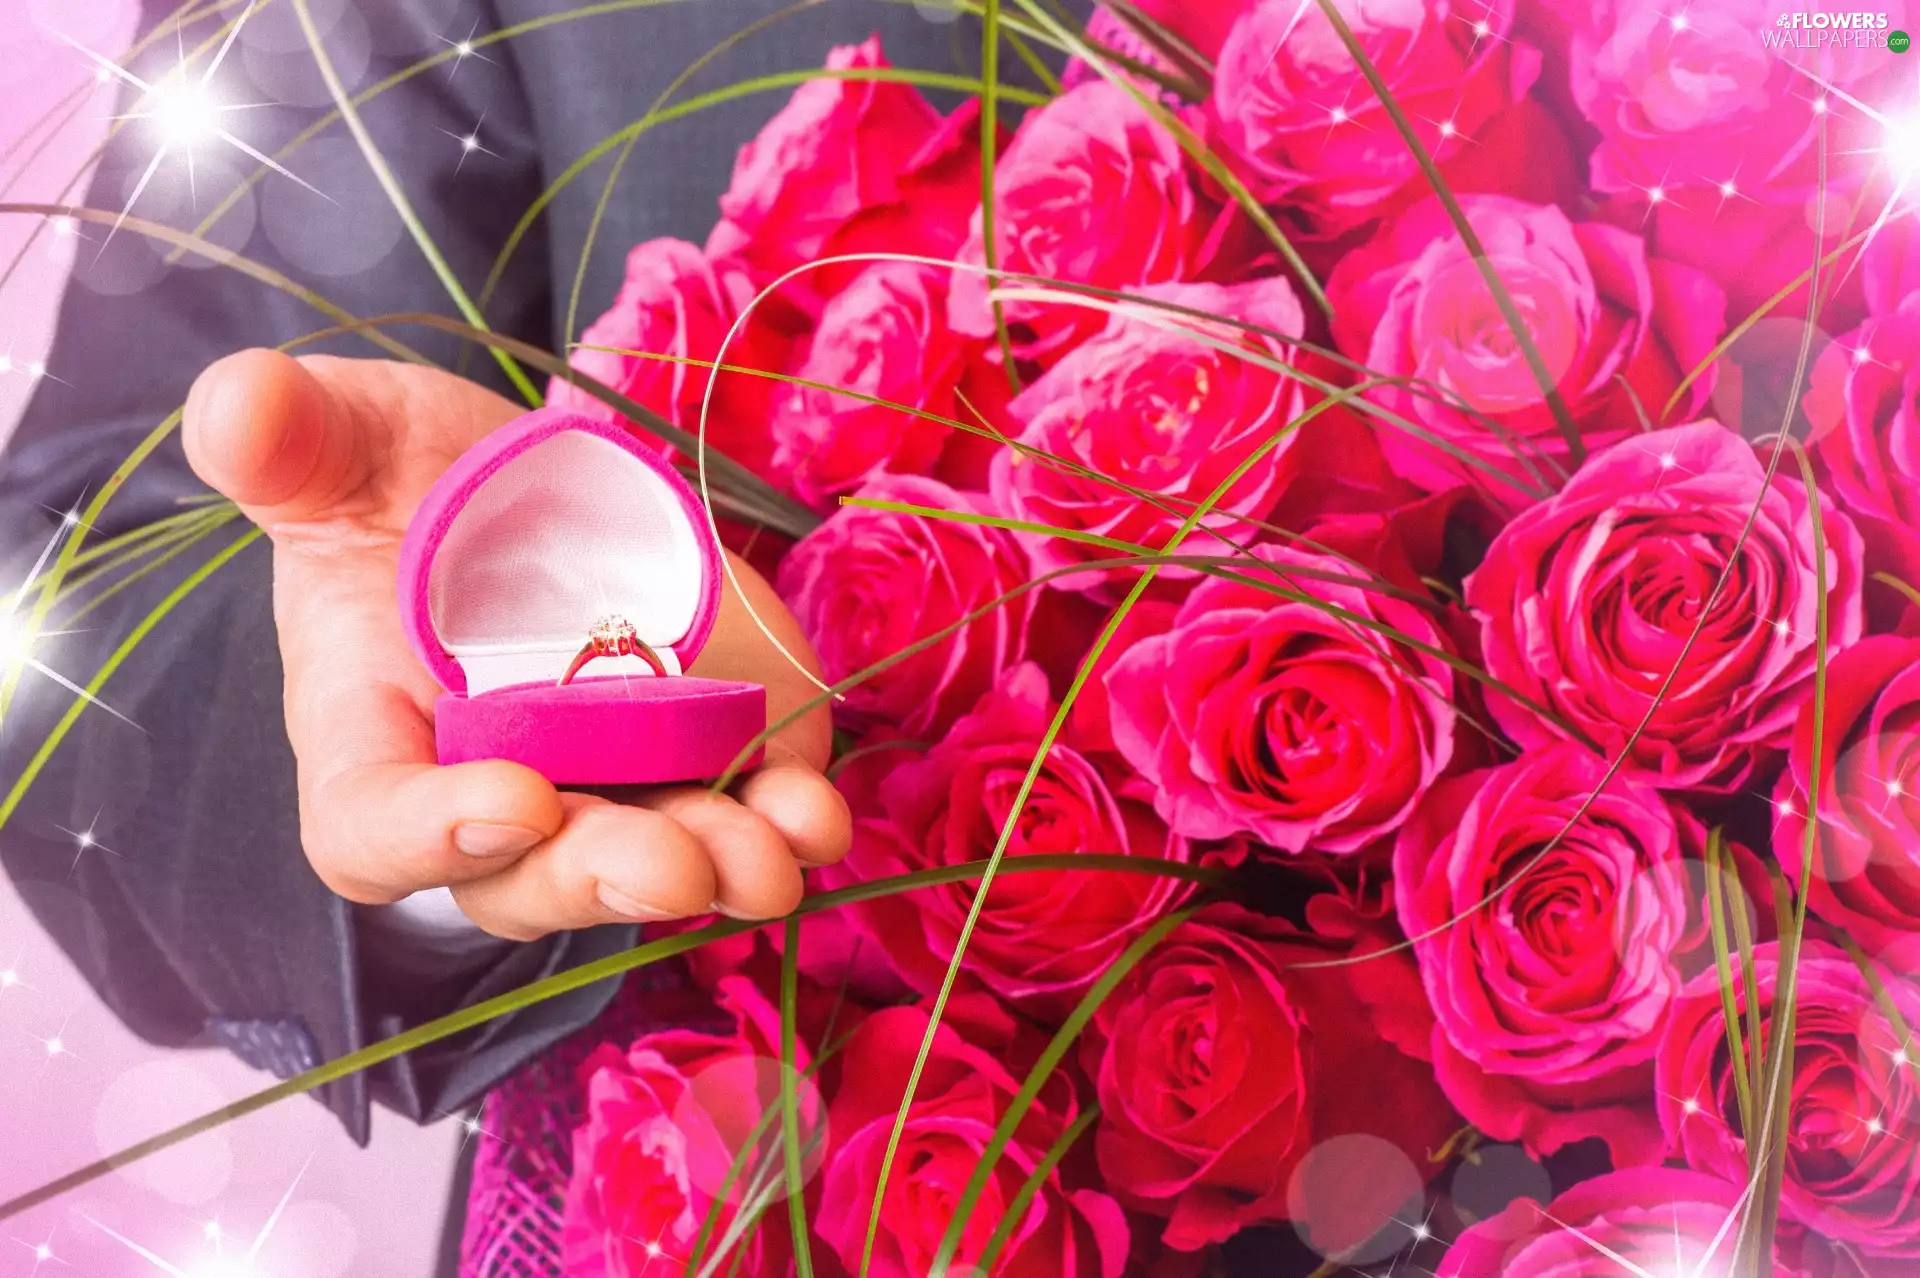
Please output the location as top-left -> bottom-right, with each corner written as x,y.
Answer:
1764,10 -> 1897,46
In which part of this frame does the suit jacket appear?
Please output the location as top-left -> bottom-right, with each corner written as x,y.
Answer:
0,0 -> 1060,1143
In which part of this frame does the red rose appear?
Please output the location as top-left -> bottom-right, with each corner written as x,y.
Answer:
776,474 -> 1032,736
771,261 -> 998,510
551,238 -> 791,475
988,276 -> 1308,600
1467,422 -> 1864,792
1210,0 -> 1542,234
821,663 -> 1195,1020
949,81 -> 1219,365
706,35 -> 945,319
1106,541 -> 1461,853
1327,195 -> 1725,506
1807,297 -> 1920,589
1440,1167 -> 1812,1277
816,1003 -> 1130,1278
1657,942 -> 1920,1266
1088,901 -> 1453,1251
1088,0 -> 1243,62
560,978 -> 813,1275
1395,743 -> 1711,1167
1061,6 -> 1190,99
1774,635 -> 1920,969
816,97 -> 1008,296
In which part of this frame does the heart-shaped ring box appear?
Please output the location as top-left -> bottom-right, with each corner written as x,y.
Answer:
398,408 -> 765,786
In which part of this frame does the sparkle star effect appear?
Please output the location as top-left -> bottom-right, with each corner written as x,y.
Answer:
8,1228 -> 68,1275
55,816 -> 125,878
436,111 -> 499,174
435,20 -> 497,78
0,510 -> 142,730
27,1015 -> 80,1072
49,1 -> 327,253
1778,60 -> 1920,295
81,1153 -> 312,1277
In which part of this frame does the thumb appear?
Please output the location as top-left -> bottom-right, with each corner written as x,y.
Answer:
183,348 -> 366,527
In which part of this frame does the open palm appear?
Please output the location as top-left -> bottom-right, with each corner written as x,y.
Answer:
182,349 -> 845,940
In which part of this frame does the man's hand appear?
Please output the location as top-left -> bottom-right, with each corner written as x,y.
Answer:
183,350 -> 846,941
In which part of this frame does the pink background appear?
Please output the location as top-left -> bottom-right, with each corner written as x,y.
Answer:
0,1 -> 459,1273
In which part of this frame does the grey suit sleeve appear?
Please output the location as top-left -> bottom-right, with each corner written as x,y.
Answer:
0,0 -> 634,1143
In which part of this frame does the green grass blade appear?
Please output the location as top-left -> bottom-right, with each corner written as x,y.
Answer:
61,511 -> 241,626
1306,0 -> 1580,463
168,2 -> 695,267
1015,0 -> 1329,318
0,527 -> 262,831
1702,829 -> 1754,1133
1839,936 -> 1920,1089
1661,223 -> 1877,422
780,916 -> 816,1278
981,0 -> 1024,395
0,853 -> 1217,1222
856,352 -> 1333,1278
313,310 -> 816,534
1102,0 -> 1214,84
0,206 -> 434,366
878,0 -> 1203,101
289,0 -> 542,405
929,907 -> 1195,1276
975,1107 -> 1099,1273
477,68 -> 1048,318
559,2 -> 828,353
1003,28 -> 1063,95
684,1028 -> 854,1278
1734,130 -> 1832,1263
841,494 -> 1600,749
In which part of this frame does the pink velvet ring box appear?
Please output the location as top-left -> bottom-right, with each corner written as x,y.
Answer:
397,408 -> 766,786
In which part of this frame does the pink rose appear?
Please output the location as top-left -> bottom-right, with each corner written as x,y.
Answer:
1657,942 -> 1920,1265
771,261 -> 990,509
777,474 -> 1032,735
1395,743 -> 1709,1167
1087,0 -> 1243,62
1807,297 -> 1920,587
560,979 -> 810,1276
816,1003 -> 1130,1278
1107,541 -> 1460,852
1467,422 -> 1864,792
1327,195 -> 1725,505
949,82 -> 1219,364
1774,635 -> 1920,969
1061,6 -> 1190,97
815,97 -> 1009,296
822,663 -> 1195,1020
989,275 -> 1307,598
550,238 -> 791,475
1088,900 -> 1453,1252
1440,1167 -> 1810,1277
1570,0 -> 1907,318
1571,0 -> 1902,204
706,35 -> 945,319
1210,0 -> 1541,233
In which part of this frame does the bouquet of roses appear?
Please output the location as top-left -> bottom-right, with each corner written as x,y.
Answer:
455,1 -> 1920,1274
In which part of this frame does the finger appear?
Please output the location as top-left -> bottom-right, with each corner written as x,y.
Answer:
183,349 -> 365,527
302,739 -> 566,905
730,749 -> 852,868
633,787 -> 805,918
451,796 -> 718,941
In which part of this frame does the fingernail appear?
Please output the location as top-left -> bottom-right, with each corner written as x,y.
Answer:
453,822 -> 544,859
597,883 -> 678,921
710,900 -> 752,920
